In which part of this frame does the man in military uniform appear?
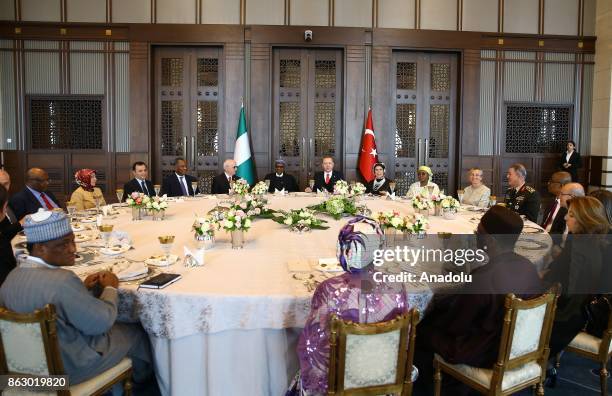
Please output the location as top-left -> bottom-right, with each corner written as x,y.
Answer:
504,163 -> 541,223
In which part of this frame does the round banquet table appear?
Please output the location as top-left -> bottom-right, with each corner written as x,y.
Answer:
61,194 -> 552,396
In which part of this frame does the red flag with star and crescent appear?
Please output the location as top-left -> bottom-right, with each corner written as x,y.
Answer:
358,108 -> 379,182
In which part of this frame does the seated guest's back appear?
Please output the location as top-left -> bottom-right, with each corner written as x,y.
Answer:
69,169 -> 106,211
0,210 -> 155,389
295,217 -> 410,395
543,196 -> 610,357
0,185 -> 16,285
9,168 -> 60,220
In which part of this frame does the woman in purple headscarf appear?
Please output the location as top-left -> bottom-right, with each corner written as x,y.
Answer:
288,216 -> 413,395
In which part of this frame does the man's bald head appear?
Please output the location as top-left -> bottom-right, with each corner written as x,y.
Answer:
26,168 -> 50,192
560,182 -> 585,208
547,171 -> 572,196
0,169 -> 9,191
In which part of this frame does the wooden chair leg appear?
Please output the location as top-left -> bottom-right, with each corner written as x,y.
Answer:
433,360 -> 442,396
124,377 -> 132,396
600,363 -> 608,396
536,382 -> 545,396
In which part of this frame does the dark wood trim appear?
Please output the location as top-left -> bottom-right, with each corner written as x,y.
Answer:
249,25 -> 367,45
498,0 -> 503,33
60,0 -> 67,23
415,0 -> 420,30
284,0 -> 290,25
14,0 -> 20,21
457,0 -> 462,31
240,0 -> 246,25
329,0 -> 334,27
150,0 -> 155,24
578,0 -> 584,37
538,0 -> 544,35
372,0 -> 378,29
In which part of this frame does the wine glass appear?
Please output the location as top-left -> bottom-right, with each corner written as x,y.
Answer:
94,195 -> 102,214
115,189 -> 124,203
308,179 -> 315,191
489,195 -> 497,207
389,181 -> 396,196
98,224 -> 114,248
427,185 -> 434,197
154,184 -> 161,197
158,235 -> 175,263
66,201 -> 77,221
264,179 -> 271,190
457,189 -> 464,204
191,181 -> 198,198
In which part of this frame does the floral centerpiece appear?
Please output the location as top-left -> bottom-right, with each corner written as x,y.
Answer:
192,215 -> 219,248
440,196 -> 460,219
222,208 -> 252,248
351,182 -> 367,196
410,214 -> 429,235
145,194 -> 169,220
308,196 -> 362,220
250,181 -> 268,195
333,180 -> 350,196
231,178 -> 250,196
235,194 -> 275,218
376,211 -> 408,231
412,194 -> 433,212
272,209 -> 329,232
125,192 -> 151,221
430,193 -> 444,215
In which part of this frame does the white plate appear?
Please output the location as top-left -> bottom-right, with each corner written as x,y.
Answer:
80,217 -> 97,223
71,223 -> 86,232
522,225 -> 544,234
99,244 -> 131,256
74,233 -> 91,243
315,258 -> 343,272
145,254 -> 179,267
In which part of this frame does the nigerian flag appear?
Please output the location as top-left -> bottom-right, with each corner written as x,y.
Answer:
233,105 -> 256,185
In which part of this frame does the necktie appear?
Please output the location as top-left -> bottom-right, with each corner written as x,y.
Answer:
543,200 -> 558,229
178,176 -> 188,196
140,180 -> 149,195
40,192 -> 54,210
325,173 -> 330,184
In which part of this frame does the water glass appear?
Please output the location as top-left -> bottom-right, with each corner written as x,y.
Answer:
457,189 -> 464,204
489,195 -> 497,207
191,182 -> 198,197
308,179 -> 315,191
158,235 -> 175,261
98,224 -> 114,248
115,189 -> 124,203
154,184 -> 161,197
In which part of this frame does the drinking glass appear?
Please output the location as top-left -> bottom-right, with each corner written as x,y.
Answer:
457,189 -> 464,204
154,184 -> 161,197
264,179 -> 271,189
115,189 -> 124,203
158,235 -> 175,262
389,182 -> 396,196
191,181 -> 198,198
308,179 -> 315,191
66,201 -> 77,221
427,185 -> 434,197
489,195 -> 497,207
98,224 -> 114,248
94,196 -> 102,214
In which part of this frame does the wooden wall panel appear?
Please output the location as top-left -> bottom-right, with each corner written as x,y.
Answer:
0,151 -> 26,194
371,46 -> 392,167
128,42 -> 150,154
290,0 -> 328,26
344,45 -> 366,181
420,0 -> 457,31
249,43 -> 272,179
461,50 -> 481,157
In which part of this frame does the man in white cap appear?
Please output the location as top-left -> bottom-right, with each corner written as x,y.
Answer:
407,165 -> 440,198
264,159 -> 298,193
0,210 -> 155,390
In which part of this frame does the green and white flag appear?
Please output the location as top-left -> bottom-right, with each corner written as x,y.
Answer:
234,105 -> 256,186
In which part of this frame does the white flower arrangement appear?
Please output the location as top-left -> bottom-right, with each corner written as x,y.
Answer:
377,211 -> 410,232
412,194 -> 433,211
440,196 -> 460,211
411,214 -> 429,233
250,181 -> 268,195
145,194 -> 169,212
231,178 -> 250,196
275,209 -> 328,232
350,182 -> 367,196
333,180 -> 350,196
430,193 -> 445,206
125,192 -> 151,208
222,209 -> 252,232
193,215 -> 220,237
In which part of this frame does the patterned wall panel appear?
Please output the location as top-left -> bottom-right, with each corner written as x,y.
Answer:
70,44 -> 104,94
115,50 -> 130,152
478,59 -> 495,155
580,63 -> 593,154
0,50 -> 16,149
25,52 -> 60,94
503,52 -> 535,102
505,104 -> 571,153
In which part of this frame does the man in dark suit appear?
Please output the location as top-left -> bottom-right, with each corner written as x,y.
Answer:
414,206 -> 543,394
161,158 -> 199,197
559,140 -> 582,182
122,161 -> 155,201
9,168 -> 61,221
211,159 -> 240,194
550,182 -> 585,251
306,156 -> 344,193
264,160 -> 298,193
541,171 -> 571,233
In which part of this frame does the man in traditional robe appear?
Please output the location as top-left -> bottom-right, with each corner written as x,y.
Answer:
264,159 -> 298,192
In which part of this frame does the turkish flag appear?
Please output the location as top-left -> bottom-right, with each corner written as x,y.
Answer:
358,108 -> 379,182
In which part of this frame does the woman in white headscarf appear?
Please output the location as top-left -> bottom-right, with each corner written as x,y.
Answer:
407,165 -> 439,198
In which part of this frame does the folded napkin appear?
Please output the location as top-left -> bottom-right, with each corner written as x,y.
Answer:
274,188 -> 287,195
184,246 -> 204,267
96,215 -> 103,226
114,261 -> 148,280
111,231 -> 132,245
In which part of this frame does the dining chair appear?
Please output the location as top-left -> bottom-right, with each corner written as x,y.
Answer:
327,308 -> 419,396
0,304 -> 132,396
433,286 -> 559,396
556,308 -> 611,396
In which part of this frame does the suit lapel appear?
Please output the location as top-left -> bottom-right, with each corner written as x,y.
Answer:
25,188 -> 43,210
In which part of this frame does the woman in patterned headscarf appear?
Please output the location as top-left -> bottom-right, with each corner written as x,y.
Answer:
287,216 -> 422,396
69,169 -> 106,210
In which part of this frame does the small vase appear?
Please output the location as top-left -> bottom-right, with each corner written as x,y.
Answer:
443,209 -> 457,220
417,230 -> 426,239
385,228 -> 397,248
152,210 -> 165,221
131,206 -> 142,221
434,205 -> 441,216
195,233 -> 215,249
419,209 -> 430,219
230,230 -> 245,249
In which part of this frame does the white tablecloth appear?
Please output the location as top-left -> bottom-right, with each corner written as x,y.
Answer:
64,195 -> 551,395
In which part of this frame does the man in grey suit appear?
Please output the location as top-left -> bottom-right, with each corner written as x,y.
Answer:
0,210 -> 155,391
